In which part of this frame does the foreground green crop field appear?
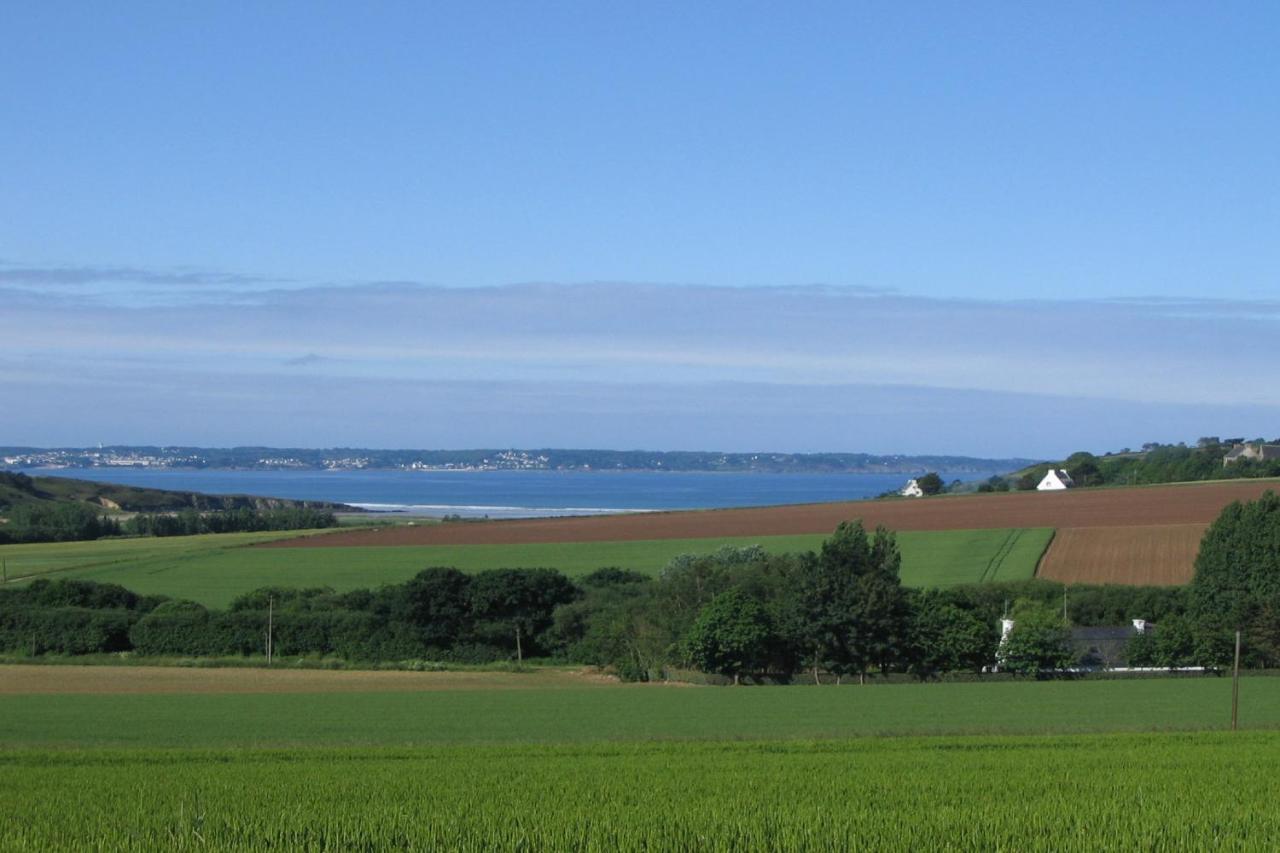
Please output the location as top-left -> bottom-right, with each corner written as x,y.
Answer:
6,671 -> 1276,849
6,733 -> 1280,850
1,527 -> 1052,607
1,675 -> 1271,749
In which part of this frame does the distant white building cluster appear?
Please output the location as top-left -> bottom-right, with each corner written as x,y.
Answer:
2,449 -> 202,469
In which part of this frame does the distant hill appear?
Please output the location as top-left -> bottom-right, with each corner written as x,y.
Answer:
0,470 -> 355,516
1,446 -> 1035,475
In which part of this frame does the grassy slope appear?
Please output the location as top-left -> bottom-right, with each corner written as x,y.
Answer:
0,527 -> 1053,606
0,676 -> 1269,748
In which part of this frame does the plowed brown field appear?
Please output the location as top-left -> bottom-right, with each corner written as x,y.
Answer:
1037,524 -> 1207,586
263,479 -> 1279,548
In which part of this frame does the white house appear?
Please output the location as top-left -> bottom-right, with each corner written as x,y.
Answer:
1036,469 -> 1074,491
900,479 -> 924,498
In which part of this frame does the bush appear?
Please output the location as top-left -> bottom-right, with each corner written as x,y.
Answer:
4,502 -> 120,543
0,607 -> 138,655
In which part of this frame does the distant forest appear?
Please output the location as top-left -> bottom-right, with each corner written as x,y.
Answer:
2,446 -> 1034,474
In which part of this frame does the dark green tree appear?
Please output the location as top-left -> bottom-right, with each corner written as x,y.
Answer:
1189,491 -> 1280,666
1065,451 -> 1102,487
795,521 -> 910,683
394,567 -> 474,648
683,590 -> 771,684
469,568 -> 578,662
1127,615 -> 1196,669
917,472 -> 944,495
908,592 -> 996,675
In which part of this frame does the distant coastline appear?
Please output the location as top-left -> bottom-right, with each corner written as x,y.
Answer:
2,445 -> 1034,476
11,466 -> 1005,518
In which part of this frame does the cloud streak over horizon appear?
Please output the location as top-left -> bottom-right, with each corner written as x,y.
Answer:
2,269 -> 1276,455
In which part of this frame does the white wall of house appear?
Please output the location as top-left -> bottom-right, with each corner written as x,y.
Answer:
900,479 -> 924,498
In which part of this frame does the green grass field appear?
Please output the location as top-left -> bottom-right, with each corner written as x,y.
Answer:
6,732 -> 1280,850
0,527 -> 1053,607
0,675 -> 1268,748
3,674 -> 1279,849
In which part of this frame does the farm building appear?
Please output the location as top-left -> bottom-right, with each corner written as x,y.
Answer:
900,479 -> 924,498
1037,469 -> 1074,491
998,618 -> 1151,671
1223,442 -> 1280,466
1070,624 -> 1144,670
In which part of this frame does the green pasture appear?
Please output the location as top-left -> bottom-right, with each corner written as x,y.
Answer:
1,527 -> 1054,607
0,675 -> 1266,749
6,731 -> 1280,849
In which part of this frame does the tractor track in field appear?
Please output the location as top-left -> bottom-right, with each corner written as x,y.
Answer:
980,529 -> 1023,583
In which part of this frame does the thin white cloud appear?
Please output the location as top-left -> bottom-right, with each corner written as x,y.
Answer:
2,273 -> 1277,451
1,279 -> 1275,405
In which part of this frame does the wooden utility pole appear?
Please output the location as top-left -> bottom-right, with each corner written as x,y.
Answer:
266,597 -> 274,666
1231,630 -> 1241,731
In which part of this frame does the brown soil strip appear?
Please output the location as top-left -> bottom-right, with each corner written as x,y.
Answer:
1037,523 -> 1208,586
259,480 -> 1279,548
0,665 -> 634,695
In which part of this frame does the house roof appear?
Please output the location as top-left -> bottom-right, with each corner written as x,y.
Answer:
1225,442 -> 1280,461
1071,626 -> 1134,642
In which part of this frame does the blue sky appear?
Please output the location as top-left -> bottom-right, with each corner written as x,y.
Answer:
2,3 -> 1277,456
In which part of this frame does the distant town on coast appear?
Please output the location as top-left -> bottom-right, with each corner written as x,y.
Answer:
1,445 -> 1035,475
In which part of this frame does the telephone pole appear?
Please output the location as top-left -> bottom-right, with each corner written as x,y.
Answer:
266,596 -> 274,666
1231,630 -> 1241,731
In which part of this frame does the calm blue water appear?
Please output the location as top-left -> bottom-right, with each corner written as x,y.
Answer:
22,468 -> 997,518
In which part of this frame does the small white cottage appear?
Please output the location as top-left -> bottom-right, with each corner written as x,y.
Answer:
1036,469 -> 1074,491
900,479 -> 924,498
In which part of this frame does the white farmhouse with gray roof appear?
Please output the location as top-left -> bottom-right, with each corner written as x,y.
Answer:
1037,469 -> 1074,491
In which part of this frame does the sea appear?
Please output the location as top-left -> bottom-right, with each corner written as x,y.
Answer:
19,467 -> 1001,519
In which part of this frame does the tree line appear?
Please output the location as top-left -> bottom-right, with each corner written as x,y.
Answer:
0,504 -> 337,544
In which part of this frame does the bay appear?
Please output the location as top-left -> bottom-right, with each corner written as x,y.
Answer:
22,467 -> 999,519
